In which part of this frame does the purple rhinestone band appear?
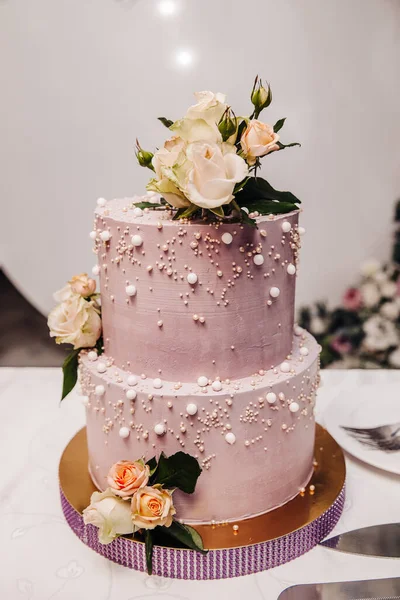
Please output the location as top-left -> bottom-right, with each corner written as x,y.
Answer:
60,484 -> 345,579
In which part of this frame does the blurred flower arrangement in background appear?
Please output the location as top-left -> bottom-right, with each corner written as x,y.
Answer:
299,200 -> 400,369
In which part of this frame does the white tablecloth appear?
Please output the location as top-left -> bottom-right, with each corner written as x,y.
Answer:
1,368 -> 399,599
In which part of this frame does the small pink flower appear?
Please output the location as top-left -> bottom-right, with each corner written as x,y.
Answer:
342,287 -> 362,311
331,335 -> 352,355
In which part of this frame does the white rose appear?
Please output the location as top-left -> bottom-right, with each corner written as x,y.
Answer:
363,315 -> 398,351
360,282 -> 380,308
147,176 -> 189,208
169,91 -> 227,144
380,301 -> 399,321
185,91 -> 227,125
360,259 -> 381,278
183,141 -> 248,210
240,120 -> 280,166
380,280 -> 397,298
389,347 -> 400,368
53,284 -> 74,303
83,488 -> 135,544
152,136 -> 186,180
170,117 -> 222,144
48,295 -> 101,349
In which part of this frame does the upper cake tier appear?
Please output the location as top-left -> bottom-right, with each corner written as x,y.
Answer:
92,199 -> 302,382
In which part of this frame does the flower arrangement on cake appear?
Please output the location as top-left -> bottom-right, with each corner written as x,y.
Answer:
135,76 -> 301,226
299,200 -> 400,368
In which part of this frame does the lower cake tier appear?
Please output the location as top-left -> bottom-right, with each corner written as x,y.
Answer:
79,328 -> 320,524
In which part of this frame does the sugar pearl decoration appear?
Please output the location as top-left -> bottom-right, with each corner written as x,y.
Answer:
127,375 -> 138,386
97,197 -> 106,207
89,230 -> 97,240
125,284 -> 137,296
97,362 -> 107,373
131,234 -> 143,247
221,232 -> 233,245
266,392 -> 277,404
294,324 -> 303,336
270,287 -> 280,298
197,376 -> 208,387
100,230 -> 111,242
287,263 -> 296,275
225,432 -> 236,445
211,380 -> 222,392
300,347 -> 309,356
126,389 -> 137,400
289,402 -> 300,413
242,207 -> 249,214
92,264 -> 100,276
95,385 -> 105,396
87,351 -> 98,361
133,207 -> 143,217
281,221 -> 292,233
298,226 -> 306,236
153,378 -> 163,389
187,272 -> 198,285
186,403 -> 198,416
280,361 -> 290,373
154,423 -> 166,436
253,254 -> 264,266
119,427 -> 130,439
81,396 -> 89,406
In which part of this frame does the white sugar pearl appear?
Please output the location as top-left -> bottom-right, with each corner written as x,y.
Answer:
95,385 -> 105,396
97,362 -> 107,373
186,403 -> 198,416
280,362 -> 290,373
131,234 -> 143,247
211,380 -> 222,392
300,347 -> 309,356
100,230 -> 111,242
89,230 -> 97,240
225,432 -> 236,445
289,402 -> 300,413
298,226 -> 306,236
282,221 -> 292,233
154,423 -> 166,436
119,427 -> 130,439
270,287 -> 280,298
221,232 -> 233,245
97,197 -> 107,207
266,392 -> 277,404
153,378 -> 163,389
127,375 -> 138,386
294,324 -> 303,336
133,207 -> 143,217
187,272 -> 198,285
125,284 -> 137,296
197,376 -> 208,387
242,206 -> 249,214
253,254 -> 264,266
92,264 -> 100,276
126,389 -> 137,400
87,351 -> 98,361
287,263 -> 296,275
81,396 -> 89,406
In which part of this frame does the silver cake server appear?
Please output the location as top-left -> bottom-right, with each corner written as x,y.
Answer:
319,523 -> 400,558
278,577 -> 400,599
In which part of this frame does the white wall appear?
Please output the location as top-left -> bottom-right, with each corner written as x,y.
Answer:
1,0 -> 399,314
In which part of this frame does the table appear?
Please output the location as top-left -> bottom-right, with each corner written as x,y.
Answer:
0,368 -> 399,599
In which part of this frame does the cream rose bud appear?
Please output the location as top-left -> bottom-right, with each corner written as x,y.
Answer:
48,295 -> 101,349
107,460 -> 150,498
185,141 -> 248,210
83,488 -> 135,544
69,273 -> 96,297
240,120 -> 280,165
131,485 -> 176,530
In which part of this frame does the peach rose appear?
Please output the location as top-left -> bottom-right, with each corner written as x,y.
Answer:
240,120 -> 280,165
107,460 -> 150,498
69,273 -> 96,297
131,485 -> 176,530
48,295 -> 101,349
83,488 -> 135,544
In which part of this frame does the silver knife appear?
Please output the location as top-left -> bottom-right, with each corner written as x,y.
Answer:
319,523 -> 400,558
278,577 -> 400,599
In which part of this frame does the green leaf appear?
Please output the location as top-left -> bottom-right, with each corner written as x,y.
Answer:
209,206 -> 225,218
159,520 -> 208,554
95,336 -> 104,356
144,530 -> 154,575
150,451 -> 201,494
240,209 -> 257,227
244,200 -> 298,215
146,456 -> 158,476
172,204 -> 199,221
236,176 -> 301,206
273,118 -> 286,133
233,177 -> 250,195
277,141 -> 301,150
133,201 -> 163,209
158,117 -> 174,128
61,348 -> 80,401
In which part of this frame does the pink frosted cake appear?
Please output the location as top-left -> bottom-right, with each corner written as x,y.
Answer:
50,81 -> 321,549
79,202 -> 320,523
